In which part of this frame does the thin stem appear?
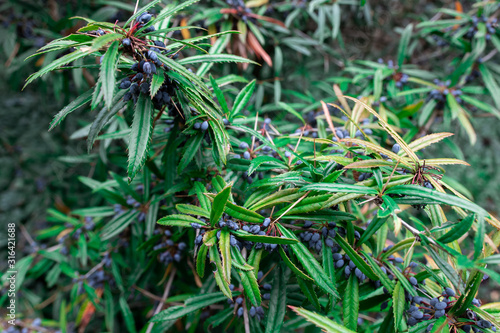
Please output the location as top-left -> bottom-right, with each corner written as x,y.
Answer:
274,191 -> 309,223
145,267 -> 177,333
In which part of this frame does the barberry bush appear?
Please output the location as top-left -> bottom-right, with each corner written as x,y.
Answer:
3,1 -> 500,333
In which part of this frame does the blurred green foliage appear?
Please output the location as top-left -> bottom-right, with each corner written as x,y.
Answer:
1,0 -> 500,332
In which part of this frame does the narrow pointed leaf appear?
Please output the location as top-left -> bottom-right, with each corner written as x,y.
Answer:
210,186 -> 231,226
290,307 -> 356,333
219,229 -> 232,283
49,89 -> 93,130
265,265 -> 287,333
230,79 -> 256,119
343,274 -> 359,331
151,292 -> 229,322
157,214 -> 207,227
437,214 -> 474,244
277,224 -> 339,298
128,94 -> 153,183
334,234 -> 378,280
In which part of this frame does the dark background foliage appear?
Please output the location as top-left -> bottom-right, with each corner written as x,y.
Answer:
1,0 -> 500,332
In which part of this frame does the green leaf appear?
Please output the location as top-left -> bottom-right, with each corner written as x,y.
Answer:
100,41 -> 120,110
398,24 -> 413,67
474,215 -> 485,259
230,79 -> 256,119
3,256 -> 33,291
210,185 -> 232,226
358,216 -> 388,245
334,234 -> 378,280
209,246 -> 232,299
196,244 -> 209,278
278,247 -> 313,281
385,260 -> 417,297
418,99 -> 438,127
437,214 -> 474,244
479,63 -> 500,109
231,248 -> 261,306
194,181 -> 211,212
248,247 -> 264,276
430,316 -> 448,332
408,319 -> 437,333
156,52 -> 208,93
49,89 -> 93,130
91,32 -> 123,51
297,277 -> 320,310
385,185 -> 488,217
343,274 -> 359,331
178,54 -> 258,66
177,133 -> 203,173
232,230 -> 298,244
127,94 -> 153,183
87,93 -> 126,152
332,3 -> 341,38
277,102 -> 305,124
176,204 -> 210,218
322,237 -> 337,299
119,296 -> 137,333
290,307 -> 356,333
150,0 -> 200,27
203,308 -> 233,331
247,188 -> 303,211
225,202 -> 264,223
427,247 -> 462,291
150,70 -> 166,98
101,210 -> 139,240
363,251 -> 395,293
300,183 -> 379,195
72,206 -> 115,217
157,214 -> 207,227
452,272 -> 483,315
248,156 -> 288,176
219,229 -> 232,283
151,292 -> 229,322
210,75 -> 229,115
265,265 -> 287,333
25,49 -> 92,88
277,224 -> 339,298
393,282 -> 406,331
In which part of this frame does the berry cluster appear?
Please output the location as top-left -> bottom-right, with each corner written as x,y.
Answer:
375,58 -> 409,88
125,195 -> 146,221
459,296 -> 496,332
1,10 -> 46,47
225,0 -> 256,24
431,34 -> 449,47
232,274 -> 270,320
193,216 -> 278,252
116,12 -> 180,111
152,229 -> 186,265
193,120 -> 210,132
132,12 -> 156,33
426,79 -> 464,107
406,288 -> 496,333
232,119 -> 295,184
59,216 -> 96,255
299,221 -> 340,252
120,55 -> 177,111
464,16 -> 498,40
335,252 -> 369,281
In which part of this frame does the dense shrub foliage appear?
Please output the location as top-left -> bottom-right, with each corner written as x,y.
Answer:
2,0 -> 500,332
